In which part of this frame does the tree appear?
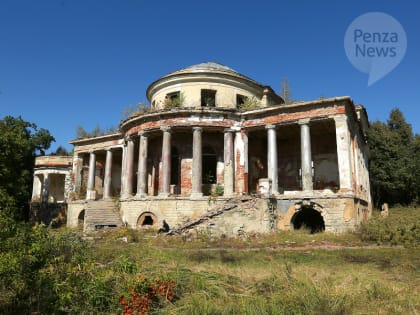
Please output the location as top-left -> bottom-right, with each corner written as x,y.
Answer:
368,109 -> 417,207
0,116 -> 55,220
280,77 -> 292,104
76,124 -> 119,139
50,145 -> 70,156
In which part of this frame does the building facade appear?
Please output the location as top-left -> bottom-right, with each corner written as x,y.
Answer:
32,62 -> 371,234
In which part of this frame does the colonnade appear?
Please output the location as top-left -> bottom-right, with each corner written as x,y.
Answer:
81,115 -> 352,200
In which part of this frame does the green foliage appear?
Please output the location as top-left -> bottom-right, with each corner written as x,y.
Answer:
0,213 -> 89,313
214,184 -> 224,196
76,124 -> 119,139
368,108 -> 418,207
50,145 -> 71,156
2,207 -> 419,314
358,206 -> 420,247
0,116 -> 55,219
122,102 -> 151,120
239,96 -> 260,111
164,92 -> 185,108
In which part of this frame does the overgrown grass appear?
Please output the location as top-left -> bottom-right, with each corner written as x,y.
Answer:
2,207 -> 419,314
358,206 -> 420,246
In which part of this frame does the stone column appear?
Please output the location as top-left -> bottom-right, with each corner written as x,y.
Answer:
32,174 -> 42,201
266,124 -> 278,194
136,131 -> 148,197
191,127 -> 203,199
72,153 -> 82,194
159,126 -> 171,197
120,146 -> 126,196
123,138 -> 135,198
234,129 -> 248,194
224,129 -> 234,196
334,115 -> 353,191
299,119 -> 313,191
41,173 -> 50,203
103,149 -> 113,200
86,151 -> 96,200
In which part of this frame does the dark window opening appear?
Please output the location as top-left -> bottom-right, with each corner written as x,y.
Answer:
203,146 -> 217,184
291,207 -> 325,233
171,147 -> 180,185
236,94 -> 247,106
165,91 -> 181,107
166,91 -> 180,101
201,89 -> 216,107
142,215 -> 154,226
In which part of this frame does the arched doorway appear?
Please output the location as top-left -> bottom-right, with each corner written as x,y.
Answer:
202,146 -> 217,184
291,207 -> 325,233
137,212 -> 157,229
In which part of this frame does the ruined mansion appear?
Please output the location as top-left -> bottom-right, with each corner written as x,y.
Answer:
31,62 -> 371,235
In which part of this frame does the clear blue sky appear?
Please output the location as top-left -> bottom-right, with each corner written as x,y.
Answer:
1,0 -> 419,152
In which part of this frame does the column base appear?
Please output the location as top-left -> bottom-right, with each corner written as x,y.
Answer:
121,193 -> 133,200
190,192 -> 203,200
158,192 -> 170,198
135,193 -> 148,199
86,190 -> 96,200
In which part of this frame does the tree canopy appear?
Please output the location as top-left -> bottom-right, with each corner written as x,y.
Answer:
0,116 -> 54,220
368,108 -> 418,208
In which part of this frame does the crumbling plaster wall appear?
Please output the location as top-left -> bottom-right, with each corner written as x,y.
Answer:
275,197 -> 361,233
120,197 -> 274,236
67,201 -> 86,228
120,198 -> 222,230
151,82 -> 259,110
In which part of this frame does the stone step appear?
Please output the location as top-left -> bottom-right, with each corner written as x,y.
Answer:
84,200 -> 122,232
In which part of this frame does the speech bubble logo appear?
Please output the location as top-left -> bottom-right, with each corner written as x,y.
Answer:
344,12 -> 407,86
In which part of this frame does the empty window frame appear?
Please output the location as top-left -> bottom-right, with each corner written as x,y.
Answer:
165,91 -> 181,107
236,94 -> 247,107
201,89 -> 216,107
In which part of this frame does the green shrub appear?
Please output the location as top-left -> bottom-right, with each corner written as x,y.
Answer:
358,207 -> 420,247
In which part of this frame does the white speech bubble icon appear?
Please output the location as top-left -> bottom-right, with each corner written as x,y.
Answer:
344,12 -> 407,86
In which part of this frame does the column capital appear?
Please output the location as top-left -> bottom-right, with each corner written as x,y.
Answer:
125,136 -> 134,143
138,130 -> 149,137
192,126 -> 203,132
265,124 -> 276,130
333,115 -> 347,123
89,149 -> 95,154
224,128 -> 235,133
160,125 -> 171,133
298,118 -> 311,125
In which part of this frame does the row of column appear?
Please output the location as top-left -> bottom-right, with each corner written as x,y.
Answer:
119,126 -> 237,199
265,116 -> 352,194
265,119 -> 316,194
84,115 -> 352,200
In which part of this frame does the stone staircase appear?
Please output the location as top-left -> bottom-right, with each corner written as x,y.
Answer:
84,200 -> 123,232
167,196 -> 257,235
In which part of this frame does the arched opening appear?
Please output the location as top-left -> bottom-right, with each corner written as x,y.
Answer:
291,207 -> 325,233
202,146 -> 217,184
78,210 -> 85,227
137,212 -> 157,229
142,215 -> 154,226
